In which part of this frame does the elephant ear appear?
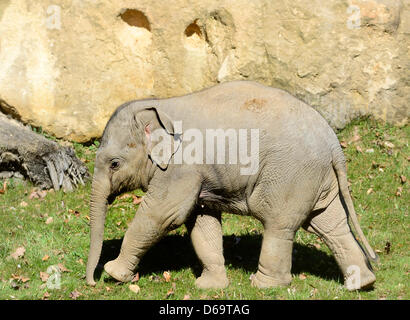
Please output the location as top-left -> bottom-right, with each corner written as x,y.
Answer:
134,107 -> 182,170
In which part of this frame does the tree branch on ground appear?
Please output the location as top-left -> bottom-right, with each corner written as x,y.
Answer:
0,112 -> 89,191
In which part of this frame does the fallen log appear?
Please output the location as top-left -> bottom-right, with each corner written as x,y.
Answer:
0,112 -> 89,191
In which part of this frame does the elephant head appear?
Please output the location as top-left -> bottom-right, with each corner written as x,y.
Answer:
86,105 -> 181,286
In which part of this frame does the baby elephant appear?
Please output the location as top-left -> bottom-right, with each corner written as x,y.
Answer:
86,81 -> 377,290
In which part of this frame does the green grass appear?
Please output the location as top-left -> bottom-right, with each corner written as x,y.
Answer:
0,117 -> 408,300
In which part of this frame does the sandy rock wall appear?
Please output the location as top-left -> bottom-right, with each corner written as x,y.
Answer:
0,0 -> 408,142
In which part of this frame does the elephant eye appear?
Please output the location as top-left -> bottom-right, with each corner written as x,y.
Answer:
110,159 -> 120,170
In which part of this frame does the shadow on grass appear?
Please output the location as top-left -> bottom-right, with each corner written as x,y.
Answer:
95,233 -> 343,285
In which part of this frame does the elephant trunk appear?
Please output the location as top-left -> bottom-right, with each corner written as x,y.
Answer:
86,174 -> 110,286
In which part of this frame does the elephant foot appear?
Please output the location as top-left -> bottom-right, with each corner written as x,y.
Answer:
195,268 -> 229,289
104,259 -> 134,283
344,267 -> 376,291
250,271 -> 291,289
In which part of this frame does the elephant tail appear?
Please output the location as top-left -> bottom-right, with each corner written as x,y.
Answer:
331,146 -> 379,264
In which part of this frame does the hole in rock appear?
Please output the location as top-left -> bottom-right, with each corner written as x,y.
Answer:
184,20 -> 202,38
119,9 -> 151,31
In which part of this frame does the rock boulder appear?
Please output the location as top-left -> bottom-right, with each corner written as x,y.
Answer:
0,0 -> 408,142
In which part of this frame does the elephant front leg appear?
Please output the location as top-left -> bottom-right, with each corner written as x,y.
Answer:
187,209 -> 229,289
104,176 -> 202,283
251,228 -> 294,288
104,213 -> 161,282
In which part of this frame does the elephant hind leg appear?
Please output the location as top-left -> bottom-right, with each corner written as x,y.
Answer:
303,194 -> 376,290
251,227 -> 294,288
186,209 -> 229,289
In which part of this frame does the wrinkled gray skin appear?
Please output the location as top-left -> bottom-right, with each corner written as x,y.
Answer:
86,81 -> 377,290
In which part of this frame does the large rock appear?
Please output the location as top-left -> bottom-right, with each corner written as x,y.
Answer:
0,0 -> 408,142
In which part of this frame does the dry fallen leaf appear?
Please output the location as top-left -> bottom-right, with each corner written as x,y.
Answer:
183,294 -> 191,300
29,190 -> 47,200
69,290 -> 82,300
11,274 -> 30,283
356,146 -> 363,153
299,273 -> 307,280
396,187 -> 403,197
400,175 -> 407,184
163,271 -> 171,282
0,181 -> 7,194
165,282 -> 176,299
131,273 -> 140,283
132,195 -> 143,205
20,276 -> 30,283
11,246 -> 26,260
340,141 -> 347,148
69,209 -> 81,217
367,188 -> 373,195
39,272 -> 49,282
45,217 -> 53,224
57,263 -> 70,273
118,193 -> 133,200
42,292 -> 50,300
29,190 -> 39,199
384,141 -> 395,149
42,255 -> 50,262
20,201 -> 28,207
350,130 -> 361,143
129,284 -> 140,294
